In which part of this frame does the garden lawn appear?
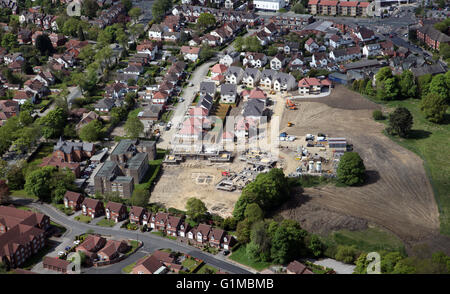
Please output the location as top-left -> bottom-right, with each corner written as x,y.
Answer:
75,215 -> 92,224
229,245 -> 272,271
196,264 -> 218,274
96,218 -> 116,227
181,258 -> 199,271
368,97 -> 450,235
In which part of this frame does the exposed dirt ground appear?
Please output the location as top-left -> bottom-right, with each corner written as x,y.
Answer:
277,85 -> 450,254
150,160 -> 249,217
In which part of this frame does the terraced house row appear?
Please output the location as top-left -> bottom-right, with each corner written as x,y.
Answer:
308,0 -> 371,17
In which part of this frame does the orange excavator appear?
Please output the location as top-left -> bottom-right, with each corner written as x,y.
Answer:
286,99 -> 297,110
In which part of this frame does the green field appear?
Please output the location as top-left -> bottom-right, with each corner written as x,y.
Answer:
228,245 -> 273,271
367,97 -> 450,235
322,227 -> 406,255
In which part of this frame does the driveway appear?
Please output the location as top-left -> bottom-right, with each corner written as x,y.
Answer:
27,201 -> 252,274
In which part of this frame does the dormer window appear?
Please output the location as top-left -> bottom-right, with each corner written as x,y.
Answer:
224,237 -> 227,242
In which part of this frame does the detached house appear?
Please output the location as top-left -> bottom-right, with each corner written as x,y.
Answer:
63,191 -> 85,211
225,66 -> 244,84
97,240 -> 128,262
260,69 -> 277,89
273,72 -> 297,92
242,68 -> 261,88
105,201 -> 128,223
270,53 -> 288,71
243,52 -> 267,68
219,51 -> 240,67
129,206 -> 147,226
298,77 -> 331,95
305,38 -> 319,53
220,83 -> 238,103
181,46 -> 201,62
81,198 -> 105,219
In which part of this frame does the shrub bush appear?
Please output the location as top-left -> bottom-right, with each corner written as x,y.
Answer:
373,110 -> 384,120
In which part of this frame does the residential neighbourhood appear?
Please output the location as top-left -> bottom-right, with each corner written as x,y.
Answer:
0,0 -> 450,281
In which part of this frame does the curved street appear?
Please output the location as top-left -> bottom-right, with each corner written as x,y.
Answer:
17,199 -> 253,274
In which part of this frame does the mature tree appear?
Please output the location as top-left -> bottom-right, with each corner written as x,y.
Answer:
151,0 -> 172,23
233,168 -> 289,221
35,34 -> 53,56
121,0 -> 133,11
185,197 -> 207,222
62,18 -> 82,37
292,2 -> 306,14
19,110 -> 33,126
78,44 -> 95,65
236,218 -> 251,244
429,73 -> 449,103
24,166 -> 55,201
269,220 -> 307,264
78,26 -> 86,41
79,120 -> 103,142
199,45 -> 215,62
417,73 -> 433,97
124,116 -> 144,139
82,0 -> 100,18
388,107 -> 413,138
223,217 -> 237,231
12,126 -> 40,154
382,251 -> 405,273
38,107 -> 67,139
337,152 -> 366,186
244,203 -> 263,224
0,159 -> 7,178
391,259 -> 416,274
129,7 -> 142,22
115,28 -> 128,48
399,70 -> 417,99
131,189 -> 150,207
6,164 -> 25,190
97,29 -> 114,47
308,235 -> 324,257
335,245 -> 359,264
246,241 -> 262,261
0,179 -> 10,205
1,33 -> 17,51
377,77 -> 399,101
420,92 -> 448,124
249,220 -> 271,261
197,13 -> 216,29
234,36 -> 244,51
375,66 -> 393,83
245,36 -> 262,52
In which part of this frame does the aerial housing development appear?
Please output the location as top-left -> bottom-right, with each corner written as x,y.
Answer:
0,0 -> 449,280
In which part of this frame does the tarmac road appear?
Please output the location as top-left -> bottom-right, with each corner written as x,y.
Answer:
20,199 -> 253,274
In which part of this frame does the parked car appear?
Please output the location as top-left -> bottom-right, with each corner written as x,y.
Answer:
65,246 -> 71,251
58,251 -> 65,256
223,250 -> 230,256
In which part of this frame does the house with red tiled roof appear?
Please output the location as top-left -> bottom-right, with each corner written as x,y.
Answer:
286,260 -> 314,274
105,201 -> 127,223
129,206 -> 147,225
97,239 -> 128,261
81,198 -> 105,219
298,77 -> 331,95
0,206 -> 49,268
76,234 -> 107,261
131,255 -> 167,274
63,191 -> 85,211
180,46 -> 201,62
43,256 -> 72,274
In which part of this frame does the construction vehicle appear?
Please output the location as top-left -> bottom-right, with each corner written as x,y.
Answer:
287,122 -> 293,127
285,99 -> 297,110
